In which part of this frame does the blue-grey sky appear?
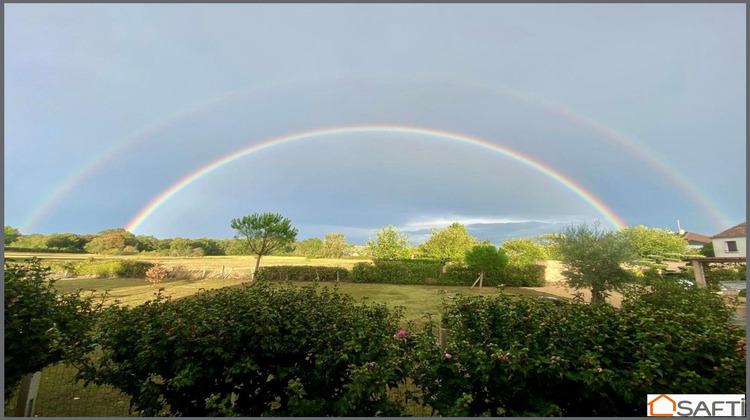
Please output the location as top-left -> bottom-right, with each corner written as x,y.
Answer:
4,4 -> 746,245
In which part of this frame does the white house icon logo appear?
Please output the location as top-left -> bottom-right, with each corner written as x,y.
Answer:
648,394 -> 677,416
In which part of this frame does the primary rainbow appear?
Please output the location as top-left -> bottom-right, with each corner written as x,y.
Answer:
20,77 -> 732,233
125,125 -> 627,232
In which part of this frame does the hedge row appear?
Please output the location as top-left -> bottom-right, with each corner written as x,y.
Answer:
75,282 -> 745,416
47,259 -> 154,278
81,284 -> 407,416
351,261 -> 545,287
4,246 -> 87,254
255,265 -> 350,282
409,282 -> 746,416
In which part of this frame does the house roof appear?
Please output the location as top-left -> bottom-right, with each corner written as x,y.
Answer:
681,232 -> 711,244
711,222 -> 746,239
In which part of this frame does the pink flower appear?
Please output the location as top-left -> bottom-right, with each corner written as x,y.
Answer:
397,329 -> 407,338
445,353 -> 453,359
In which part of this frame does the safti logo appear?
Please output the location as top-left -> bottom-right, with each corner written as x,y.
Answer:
647,394 -> 746,417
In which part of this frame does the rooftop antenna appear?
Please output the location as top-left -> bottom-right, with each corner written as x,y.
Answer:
677,219 -> 685,235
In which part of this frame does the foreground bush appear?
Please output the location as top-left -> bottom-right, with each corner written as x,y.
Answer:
408,282 -> 746,416
80,283 -> 409,416
255,265 -> 350,282
4,259 -> 104,400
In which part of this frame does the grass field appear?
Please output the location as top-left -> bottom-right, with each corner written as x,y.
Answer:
4,251 -> 367,270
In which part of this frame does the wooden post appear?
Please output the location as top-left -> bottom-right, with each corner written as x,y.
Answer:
470,272 -> 484,288
438,325 -> 447,350
692,260 -> 707,287
202,267 -> 206,279
14,371 -> 41,417
221,265 -> 225,279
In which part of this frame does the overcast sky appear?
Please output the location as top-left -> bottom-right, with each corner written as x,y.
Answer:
4,4 -> 746,245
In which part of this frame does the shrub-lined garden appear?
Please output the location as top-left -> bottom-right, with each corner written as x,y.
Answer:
5,258 -> 745,416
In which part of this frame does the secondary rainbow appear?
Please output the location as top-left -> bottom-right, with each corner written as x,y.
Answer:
21,77 -> 731,233
125,125 -> 627,232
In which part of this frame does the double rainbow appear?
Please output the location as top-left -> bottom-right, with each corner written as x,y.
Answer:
125,125 -> 627,232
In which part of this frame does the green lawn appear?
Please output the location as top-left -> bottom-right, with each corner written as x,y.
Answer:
275,281 -> 552,326
50,277 -> 554,323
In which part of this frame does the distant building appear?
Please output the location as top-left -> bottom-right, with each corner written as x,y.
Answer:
711,222 -> 746,258
675,220 -> 710,250
680,231 -> 711,250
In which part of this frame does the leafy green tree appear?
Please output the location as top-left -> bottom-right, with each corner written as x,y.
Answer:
45,233 -> 88,252
4,226 -> 21,245
619,225 -> 688,259
535,233 -> 564,260
293,238 -> 324,258
231,213 -> 298,279
366,225 -> 410,260
135,235 -> 159,252
11,233 -> 48,249
420,223 -> 478,269
322,232 -> 348,258
193,238 -> 224,256
5,259 -> 104,400
169,237 -> 204,257
84,228 -> 138,254
500,238 -> 549,266
555,222 -> 636,305
465,245 -> 509,286
85,233 -> 127,254
699,242 -> 715,257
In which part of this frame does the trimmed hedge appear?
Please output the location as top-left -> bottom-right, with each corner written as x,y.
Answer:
351,260 -> 442,284
502,264 -> 546,287
47,259 -> 154,278
255,265 -> 350,282
252,260 -> 544,287
441,264 -> 545,287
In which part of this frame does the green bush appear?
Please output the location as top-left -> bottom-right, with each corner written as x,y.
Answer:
739,288 -> 746,297
4,259 -> 104,400
4,246 -> 87,254
500,264 -> 546,287
372,260 -> 415,283
350,260 -> 442,284
348,260 -> 542,287
351,262 -> 377,283
407,282 -> 745,416
80,283 -> 409,416
255,265 -> 350,282
47,259 -> 154,278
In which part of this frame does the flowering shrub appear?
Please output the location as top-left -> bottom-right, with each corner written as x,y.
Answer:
407,284 -> 746,416
80,283 -> 410,416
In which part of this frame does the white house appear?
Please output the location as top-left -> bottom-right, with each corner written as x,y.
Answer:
711,222 -> 746,258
